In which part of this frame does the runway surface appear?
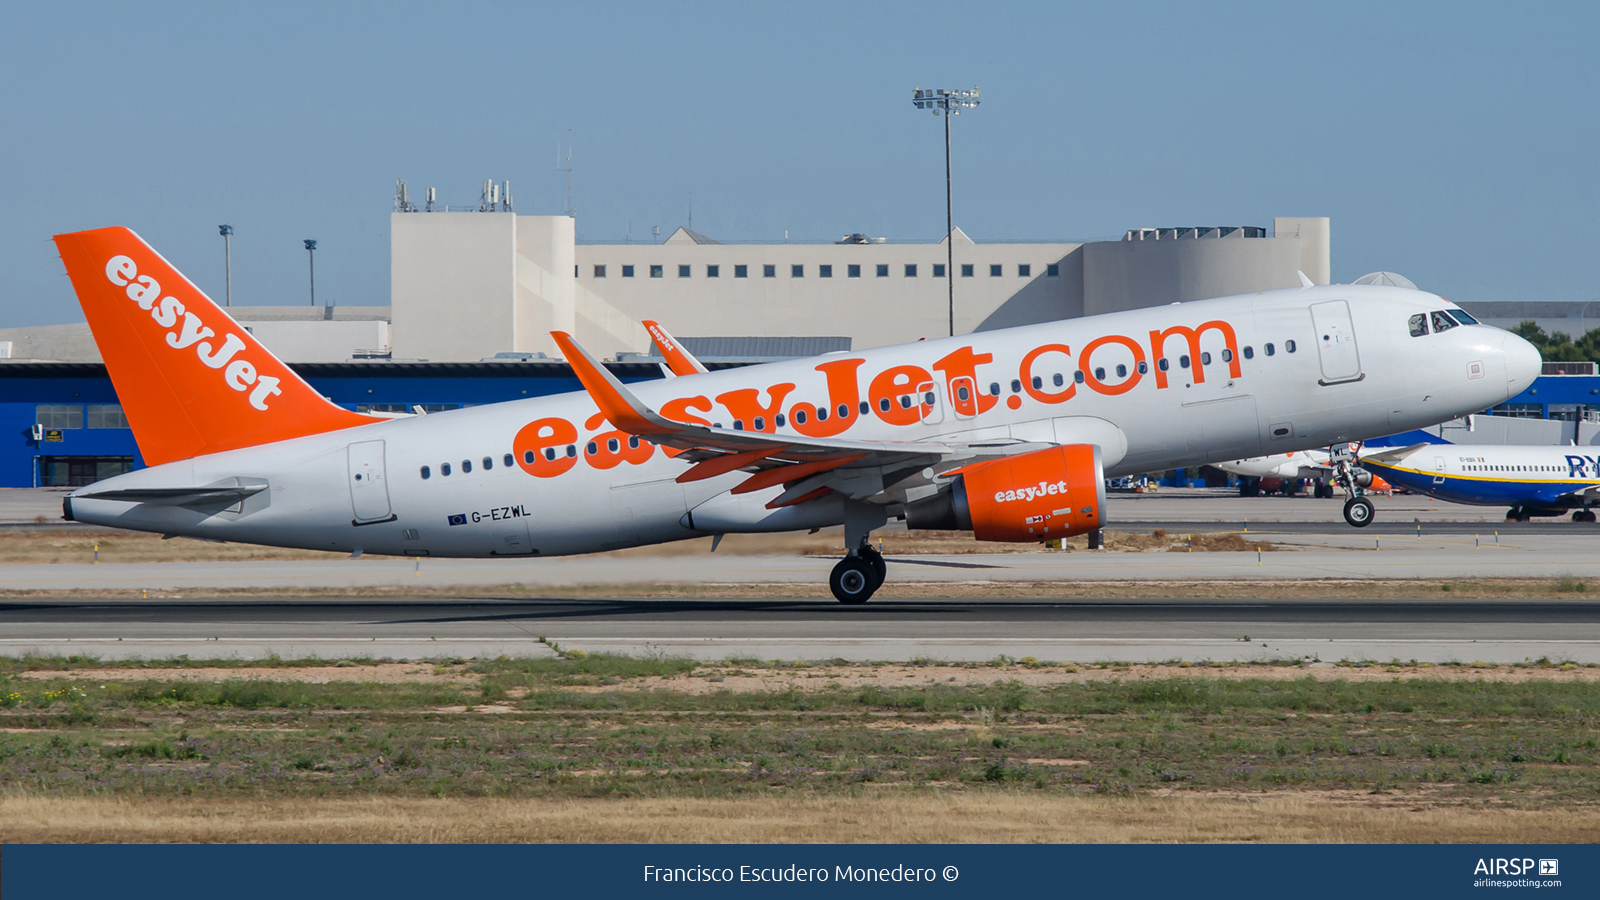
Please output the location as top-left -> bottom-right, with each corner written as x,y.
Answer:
5,596 -> 1595,664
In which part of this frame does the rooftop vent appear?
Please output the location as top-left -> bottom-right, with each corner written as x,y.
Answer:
1353,271 -> 1418,290
1123,226 -> 1267,241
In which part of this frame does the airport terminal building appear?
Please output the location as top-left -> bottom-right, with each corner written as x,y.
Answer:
0,208 -> 1587,488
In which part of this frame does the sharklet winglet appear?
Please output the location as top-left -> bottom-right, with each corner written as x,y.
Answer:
550,331 -> 679,435
643,320 -> 709,376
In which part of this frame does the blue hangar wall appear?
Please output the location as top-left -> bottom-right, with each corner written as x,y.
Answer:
3,363 -> 1595,489
0,361 -> 670,489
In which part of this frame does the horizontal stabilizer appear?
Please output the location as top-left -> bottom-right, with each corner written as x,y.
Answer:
72,481 -> 268,507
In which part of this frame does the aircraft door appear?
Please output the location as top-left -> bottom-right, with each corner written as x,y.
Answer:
948,376 -> 978,419
1433,455 -> 1447,485
347,440 -> 393,523
1309,300 -> 1363,384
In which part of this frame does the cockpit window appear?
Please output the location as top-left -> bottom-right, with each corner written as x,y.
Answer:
1448,309 -> 1479,325
1429,310 -> 1459,333
1408,313 -> 1428,337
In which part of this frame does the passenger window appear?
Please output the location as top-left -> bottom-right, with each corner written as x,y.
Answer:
775,414 -> 786,428
1158,358 -> 1170,371
586,441 -> 598,455
754,417 -> 766,431
503,453 -> 514,467
988,383 -> 999,396
957,385 -> 970,401
1074,371 -> 1085,384
1430,310 -> 1458,333
1200,352 -> 1212,365
1094,367 -> 1106,380
1179,355 -> 1191,369
796,409 -> 809,424
1011,379 -> 1023,393
924,391 -> 936,406
565,445 -> 576,458
525,450 -> 536,464
482,456 -> 492,470
461,459 -> 472,473
1264,343 -> 1275,356
838,404 -> 850,418
1285,340 -> 1297,353
878,399 -> 890,412
1032,375 -> 1043,389
1409,314 -> 1429,337
1052,373 -> 1064,387
1221,348 -> 1233,363
1243,346 -> 1254,359
732,420 -> 745,431
859,401 -> 870,415
607,438 -> 620,452
420,466 -> 431,480
1115,364 -> 1127,378
442,462 -> 452,476
816,407 -> 828,421
543,448 -> 556,461
899,396 -> 912,409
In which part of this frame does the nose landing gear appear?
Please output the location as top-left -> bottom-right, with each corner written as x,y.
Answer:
1331,445 -> 1375,528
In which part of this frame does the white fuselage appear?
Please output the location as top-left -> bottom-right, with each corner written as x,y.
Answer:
69,284 -> 1538,556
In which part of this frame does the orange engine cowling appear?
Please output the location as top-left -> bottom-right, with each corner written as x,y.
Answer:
905,444 -> 1106,541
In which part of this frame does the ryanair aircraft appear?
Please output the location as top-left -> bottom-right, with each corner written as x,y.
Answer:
1360,444 -> 1600,523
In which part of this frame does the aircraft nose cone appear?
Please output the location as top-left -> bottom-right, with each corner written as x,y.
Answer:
1502,331 -> 1542,391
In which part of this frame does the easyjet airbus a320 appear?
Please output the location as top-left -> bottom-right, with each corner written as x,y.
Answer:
55,227 -> 1540,602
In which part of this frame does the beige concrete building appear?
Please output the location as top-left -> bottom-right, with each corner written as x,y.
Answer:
389,213 -> 1331,362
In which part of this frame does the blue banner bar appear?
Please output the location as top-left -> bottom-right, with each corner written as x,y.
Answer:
2,844 -> 1591,898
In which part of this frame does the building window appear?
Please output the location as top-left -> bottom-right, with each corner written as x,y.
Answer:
35,405 -> 81,429
791,264 -> 804,277
1018,264 -> 1031,277
961,264 -> 974,277
1046,263 -> 1059,277
819,264 -> 833,278
848,264 -> 861,278
989,264 -> 1002,277
678,264 -> 691,278
904,264 -> 917,277
876,264 -> 889,277
933,264 -> 946,277
86,405 -> 128,429
706,264 -> 719,278
764,264 -> 776,277
735,264 -> 748,278
622,265 -> 635,277
593,265 -> 606,278
650,265 -> 664,278
574,265 -> 578,277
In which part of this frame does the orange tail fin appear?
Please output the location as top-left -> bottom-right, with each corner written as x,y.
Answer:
52,227 -> 373,466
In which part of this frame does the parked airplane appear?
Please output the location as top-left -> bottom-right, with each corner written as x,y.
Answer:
54,227 -> 1540,601
1358,443 -> 1600,523
1216,447 -> 1391,499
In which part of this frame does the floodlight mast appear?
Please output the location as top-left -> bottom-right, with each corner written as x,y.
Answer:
912,87 -> 980,338
303,239 -> 317,306
218,225 -> 233,306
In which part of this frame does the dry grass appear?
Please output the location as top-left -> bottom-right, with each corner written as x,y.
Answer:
3,793 -> 1594,843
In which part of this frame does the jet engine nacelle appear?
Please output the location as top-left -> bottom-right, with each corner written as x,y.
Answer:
905,444 -> 1105,542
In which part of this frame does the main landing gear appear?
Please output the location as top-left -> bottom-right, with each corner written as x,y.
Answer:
1330,445 -> 1375,528
831,500 -> 890,604
830,544 -> 885,604
1573,510 -> 1597,523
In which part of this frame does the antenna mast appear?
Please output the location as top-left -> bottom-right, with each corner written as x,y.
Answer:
557,130 -> 575,217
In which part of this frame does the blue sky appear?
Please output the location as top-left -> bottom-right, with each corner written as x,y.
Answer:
3,1 -> 1595,325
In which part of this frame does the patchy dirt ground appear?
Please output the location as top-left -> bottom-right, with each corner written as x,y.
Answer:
14,663 -> 477,684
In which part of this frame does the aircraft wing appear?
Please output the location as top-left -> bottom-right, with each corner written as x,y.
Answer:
1359,443 -> 1431,466
552,331 -> 1042,506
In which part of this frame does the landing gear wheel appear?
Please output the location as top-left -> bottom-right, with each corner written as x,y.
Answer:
858,545 -> 887,589
830,556 -> 877,604
1574,510 -> 1597,523
1343,496 -> 1375,528
1507,507 -> 1532,522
